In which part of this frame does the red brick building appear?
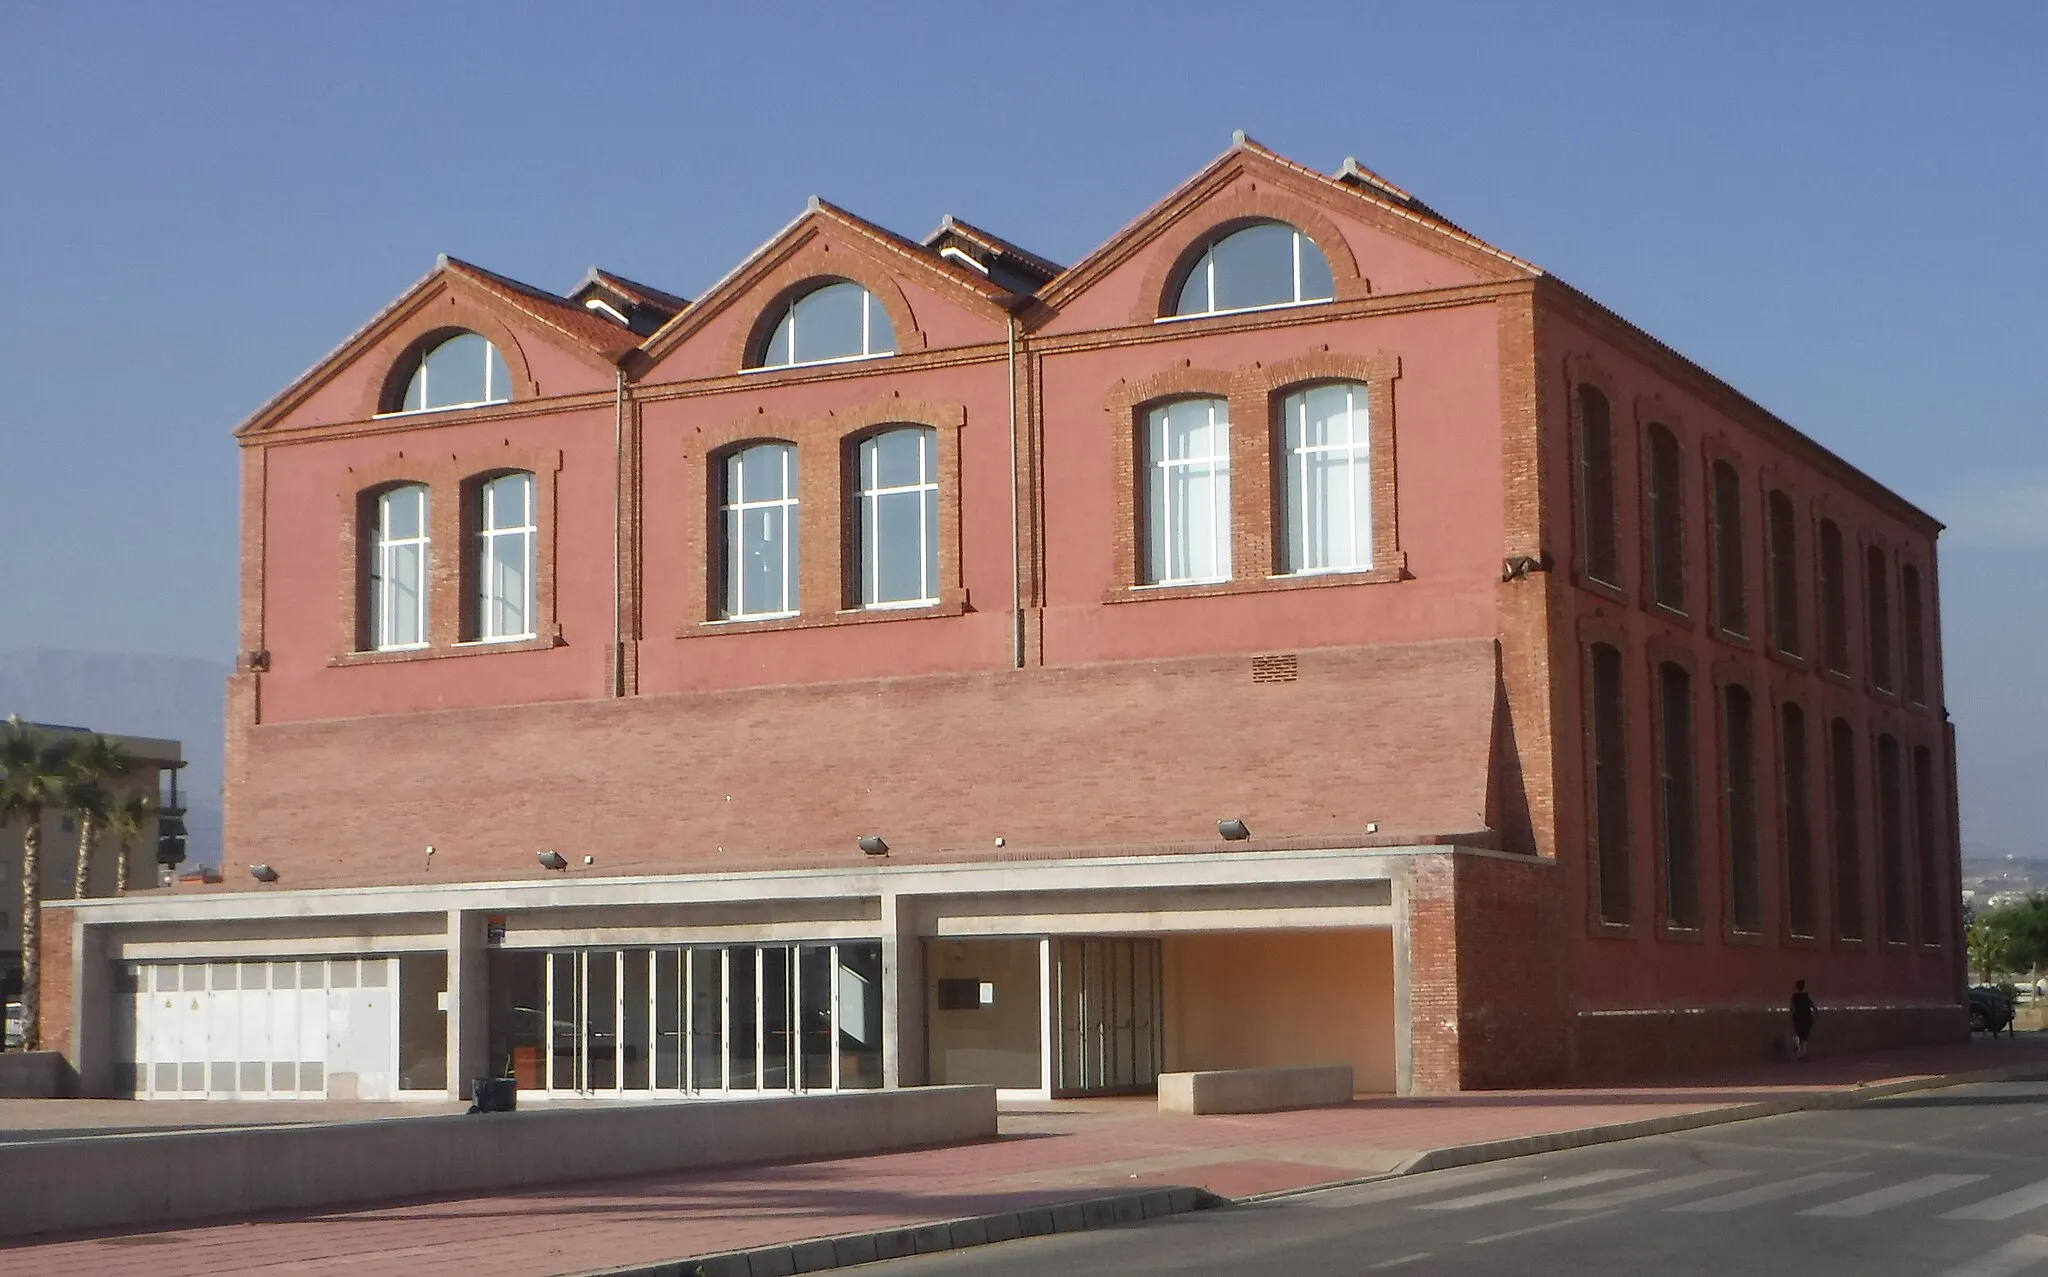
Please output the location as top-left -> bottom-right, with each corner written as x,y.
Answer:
44,136 -> 1962,1101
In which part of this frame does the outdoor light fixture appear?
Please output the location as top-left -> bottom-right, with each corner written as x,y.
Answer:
1217,818 -> 1251,841
249,863 -> 279,883
537,849 -> 568,871
858,836 -> 889,856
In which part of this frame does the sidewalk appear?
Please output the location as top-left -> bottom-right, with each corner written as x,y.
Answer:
5,1036 -> 2045,1277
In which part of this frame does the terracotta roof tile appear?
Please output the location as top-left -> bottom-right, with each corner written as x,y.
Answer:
441,256 -> 642,361
922,214 -> 1066,284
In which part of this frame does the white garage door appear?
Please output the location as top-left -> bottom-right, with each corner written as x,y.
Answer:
120,957 -> 396,1100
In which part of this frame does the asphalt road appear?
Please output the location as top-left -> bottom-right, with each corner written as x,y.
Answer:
865,1080 -> 2048,1276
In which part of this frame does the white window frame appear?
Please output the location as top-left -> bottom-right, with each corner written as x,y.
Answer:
1280,382 -> 1373,575
856,427 -> 940,609
369,484 -> 429,651
749,283 -> 894,371
1163,224 -> 1334,322
475,471 -> 536,642
720,443 -> 800,620
1143,399 -> 1232,586
380,333 -> 513,417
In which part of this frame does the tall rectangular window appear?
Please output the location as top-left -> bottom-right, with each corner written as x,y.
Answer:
1820,519 -> 1849,673
1711,461 -> 1747,636
1588,643 -> 1631,926
721,442 -> 799,619
1768,491 -> 1801,656
474,471 -> 535,641
1830,717 -> 1863,940
855,427 -> 939,608
1657,662 -> 1699,929
1724,684 -> 1760,934
1877,734 -> 1907,943
1902,563 -> 1927,704
1781,703 -> 1816,938
1644,424 -> 1684,610
1576,385 -> 1619,586
1913,745 -> 1942,946
1280,382 -> 1372,574
1866,546 -> 1893,692
1144,398 -> 1231,585
368,484 -> 429,651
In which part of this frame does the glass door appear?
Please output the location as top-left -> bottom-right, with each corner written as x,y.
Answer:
1053,937 -> 1162,1096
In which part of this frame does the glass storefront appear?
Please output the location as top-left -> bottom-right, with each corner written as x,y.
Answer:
488,941 -> 883,1096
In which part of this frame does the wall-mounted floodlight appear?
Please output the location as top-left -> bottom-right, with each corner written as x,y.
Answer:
537,849 -> 568,870
858,836 -> 889,856
249,863 -> 279,883
1216,819 -> 1251,841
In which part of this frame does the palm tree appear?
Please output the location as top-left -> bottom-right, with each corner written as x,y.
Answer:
103,791 -> 157,897
65,735 -> 129,899
0,720 -> 79,1052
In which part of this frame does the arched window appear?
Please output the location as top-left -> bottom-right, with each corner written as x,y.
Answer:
1723,684 -> 1760,934
854,427 -> 939,608
753,281 -> 894,368
1866,545 -> 1893,691
1279,382 -> 1372,574
1711,460 -> 1747,636
1142,398 -> 1231,585
368,484 -> 429,650
1656,662 -> 1699,929
397,332 -> 511,412
1768,491 -> 1801,656
720,443 -> 799,619
1575,386 -> 1619,587
1829,717 -> 1863,940
472,471 -> 534,642
1644,424 -> 1684,610
1819,519 -> 1849,673
1877,733 -> 1907,943
1171,222 -> 1334,318
1587,643 -> 1631,926
1781,702 -> 1816,938
1901,563 -> 1927,704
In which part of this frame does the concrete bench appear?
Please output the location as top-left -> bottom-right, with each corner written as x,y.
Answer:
1158,1065 -> 1354,1115
0,1051 -> 65,1098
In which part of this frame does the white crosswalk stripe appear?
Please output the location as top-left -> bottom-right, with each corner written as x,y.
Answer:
1302,1163 -> 1538,1209
1666,1170 -> 1868,1212
1937,1233 -> 2048,1277
1537,1169 -> 1752,1212
1800,1173 -> 1987,1218
1414,1169 -> 1647,1211
1948,1178 -> 2048,1222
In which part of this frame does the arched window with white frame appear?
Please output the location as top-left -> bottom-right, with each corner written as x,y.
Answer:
752,280 -> 895,369
720,442 -> 800,619
1279,382 -> 1372,574
1143,398 -> 1232,585
1171,222 -> 1334,318
393,331 -> 512,413
368,483 -> 429,650
473,471 -> 535,642
854,427 -> 939,608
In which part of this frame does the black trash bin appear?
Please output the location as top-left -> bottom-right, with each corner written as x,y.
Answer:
469,1075 -> 517,1113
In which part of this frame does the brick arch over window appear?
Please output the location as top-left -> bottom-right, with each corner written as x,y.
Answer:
677,397 -> 966,629
1255,350 -> 1403,582
1103,367 -> 1238,592
355,295 -> 538,420
1134,190 -> 1369,325
1562,352 -> 1626,598
720,238 -> 928,373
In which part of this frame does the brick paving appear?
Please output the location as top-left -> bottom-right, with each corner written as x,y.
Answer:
3,1036 -> 2044,1276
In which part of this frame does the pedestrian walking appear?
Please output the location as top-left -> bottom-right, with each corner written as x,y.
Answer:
1790,979 -> 1818,1062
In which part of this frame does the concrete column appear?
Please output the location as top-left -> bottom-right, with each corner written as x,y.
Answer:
445,910 -> 488,1101
881,890 -> 926,1087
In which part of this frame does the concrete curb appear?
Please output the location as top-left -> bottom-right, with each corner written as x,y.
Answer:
1238,1056 -> 2048,1204
573,1185 -> 1227,1277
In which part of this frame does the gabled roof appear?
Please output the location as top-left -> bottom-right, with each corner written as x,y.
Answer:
635,197 -> 1027,365
923,215 -> 1065,294
1035,132 -> 1541,314
569,267 -> 690,336
578,267 -> 690,315
234,256 -> 638,437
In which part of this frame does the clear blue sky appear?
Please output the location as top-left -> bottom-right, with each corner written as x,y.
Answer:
2,2 -> 2042,850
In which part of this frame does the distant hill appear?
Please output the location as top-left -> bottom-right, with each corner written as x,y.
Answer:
0,648 -> 229,868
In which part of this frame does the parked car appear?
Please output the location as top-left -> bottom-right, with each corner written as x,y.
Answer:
1970,985 -> 2016,1035
2,1001 -> 21,1050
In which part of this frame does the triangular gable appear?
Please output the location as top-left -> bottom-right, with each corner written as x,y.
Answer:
923,214 -> 1065,295
1032,134 -> 1541,334
570,268 -> 689,335
635,199 -> 1025,380
235,257 -> 638,437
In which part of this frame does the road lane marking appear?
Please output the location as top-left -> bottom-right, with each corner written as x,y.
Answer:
1938,1233 -> 2048,1277
1366,1254 -> 1434,1270
1800,1173 -> 1988,1217
1464,1208 -> 1623,1246
1301,1163 -> 1537,1208
1538,1169 -> 1752,1211
1666,1171 -> 1868,1212
1947,1178 -> 2048,1221
1415,1169 -> 1646,1211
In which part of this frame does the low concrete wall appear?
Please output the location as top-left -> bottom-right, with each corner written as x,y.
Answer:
1158,1065 -> 1353,1115
0,1051 -> 65,1098
0,1085 -> 996,1240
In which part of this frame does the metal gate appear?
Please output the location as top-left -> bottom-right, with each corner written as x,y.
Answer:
1052,937 -> 1162,1095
